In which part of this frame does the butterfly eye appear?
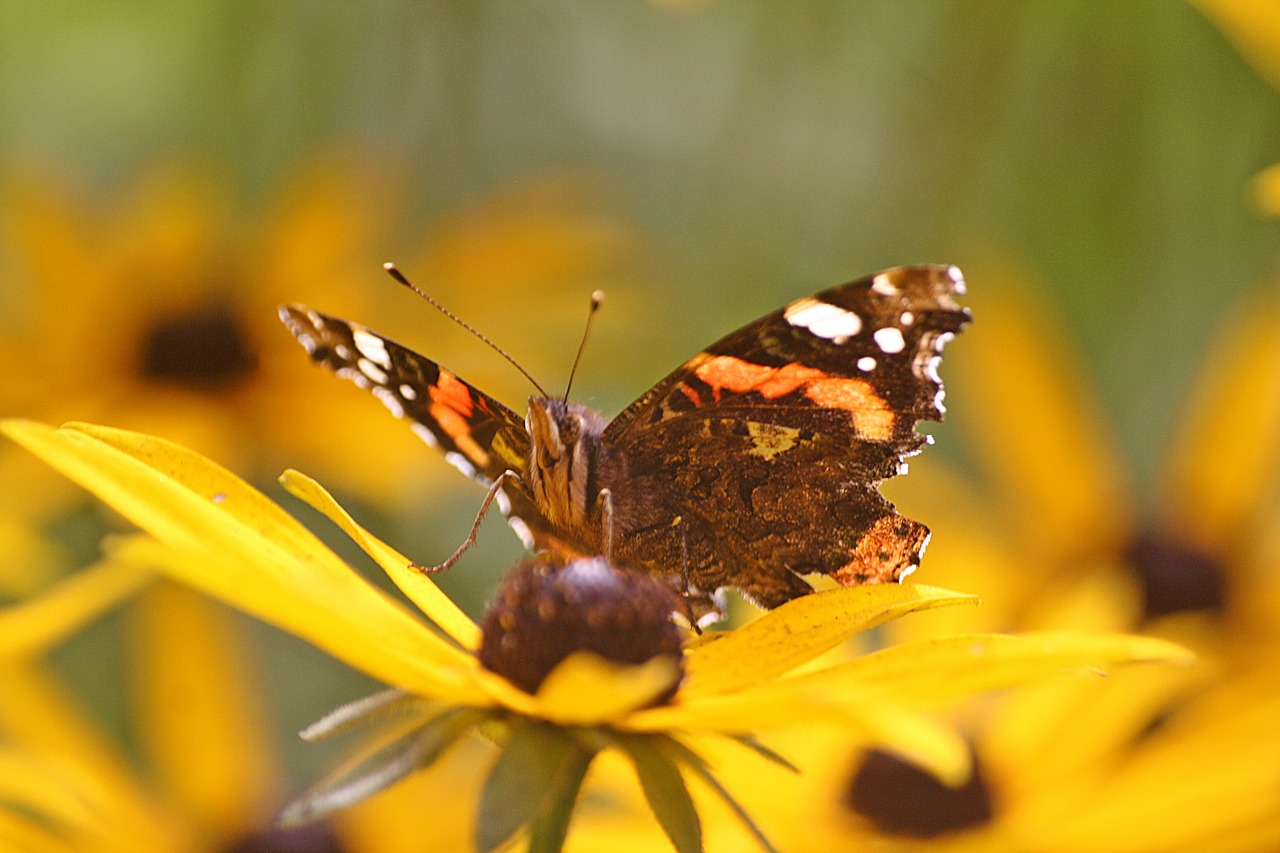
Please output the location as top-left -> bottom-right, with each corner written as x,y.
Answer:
558,414 -> 582,445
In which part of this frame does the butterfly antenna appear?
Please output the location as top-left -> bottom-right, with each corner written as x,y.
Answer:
563,290 -> 604,401
383,263 -> 549,398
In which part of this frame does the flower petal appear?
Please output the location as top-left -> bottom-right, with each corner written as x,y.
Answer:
819,632 -> 1194,708
0,559 -> 151,660
279,469 -> 480,650
682,584 -> 976,696
1157,294 -> 1280,552
950,271 -> 1133,562
1192,0 -> 1280,91
126,582 -> 281,840
628,683 -> 973,786
532,652 -> 682,726
1,421 -> 486,701
0,662 -> 189,850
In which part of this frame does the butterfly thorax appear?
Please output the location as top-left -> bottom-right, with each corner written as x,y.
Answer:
524,397 -> 612,551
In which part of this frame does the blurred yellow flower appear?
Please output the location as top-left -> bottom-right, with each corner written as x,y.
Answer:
2,420 -> 1186,852
765,265 -> 1280,851
0,162 -> 632,528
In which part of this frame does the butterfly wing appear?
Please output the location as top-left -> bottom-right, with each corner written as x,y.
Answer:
279,304 -> 548,546
601,265 -> 970,607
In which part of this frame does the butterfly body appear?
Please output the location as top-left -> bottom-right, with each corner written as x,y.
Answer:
281,264 -> 969,612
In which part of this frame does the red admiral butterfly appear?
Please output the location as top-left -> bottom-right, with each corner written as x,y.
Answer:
281,265 -> 969,617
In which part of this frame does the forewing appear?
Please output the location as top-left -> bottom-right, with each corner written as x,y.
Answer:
280,305 -> 547,543
602,265 -> 970,606
606,265 -> 970,450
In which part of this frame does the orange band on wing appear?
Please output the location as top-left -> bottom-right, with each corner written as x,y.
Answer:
428,370 -> 490,465
692,354 -> 894,440
804,377 -> 894,441
429,370 -> 475,418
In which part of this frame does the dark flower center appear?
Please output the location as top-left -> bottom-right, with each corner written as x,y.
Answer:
478,557 -> 684,704
225,823 -> 347,853
140,304 -> 258,390
844,747 -> 994,838
1124,532 -> 1226,620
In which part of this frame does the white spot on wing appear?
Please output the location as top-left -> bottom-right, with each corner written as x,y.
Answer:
784,297 -> 862,343
371,385 -> 404,418
358,358 -> 389,385
399,383 -> 418,401
900,311 -> 914,325
857,356 -> 876,372
507,516 -> 535,549
335,344 -> 354,361
925,354 -> 942,384
445,451 -> 477,479
410,422 -> 440,448
946,265 -> 966,294
873,327 -> 906,354
870,274 -> 899,296
352,329 -> 391,369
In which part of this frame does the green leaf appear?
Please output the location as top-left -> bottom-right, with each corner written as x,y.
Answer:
616,735 -> 702,853
298,689 -> 436,742
526,742 -> 595,853
475,722 -> 596,853
662,738 -> 780,853
724,734 -> 799,774
682,583 -> 977,696
280,706 -> 482,825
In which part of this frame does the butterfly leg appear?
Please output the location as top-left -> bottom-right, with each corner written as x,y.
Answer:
413,470 -> 519,575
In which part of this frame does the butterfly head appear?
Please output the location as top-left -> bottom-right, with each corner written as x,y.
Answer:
525,397 -> 606,539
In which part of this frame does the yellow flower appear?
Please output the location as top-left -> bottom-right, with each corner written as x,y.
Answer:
0,163 -> 629,526
0,535 -> 494,851
745,266 -> 1280,851
2,420 -> 1187,852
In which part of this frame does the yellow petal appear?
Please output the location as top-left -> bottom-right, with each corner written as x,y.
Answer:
1,421 -> 485,701
682,584 -> 976,696
0,514 -> 68,597
126,582 -> 280,842
630,682 -> 973,787
950,265 -> 1133,563
0,559 -> 151,660
533,652 -> 681,725
1157,293 -> 1280,552
1252,161 -> 1280,217
828,632 -> 1194,708
1192,0 -> 1280,91
0,662 -> 190,852
278,469 -> 480,650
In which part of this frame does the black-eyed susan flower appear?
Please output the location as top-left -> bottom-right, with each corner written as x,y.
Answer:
0,162 -> 631,527
0,536 -> 498,852
2,420 -> 1188,852
786,269 -> 1280,851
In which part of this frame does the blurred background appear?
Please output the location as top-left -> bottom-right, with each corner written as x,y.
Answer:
3,1 -> 1278,847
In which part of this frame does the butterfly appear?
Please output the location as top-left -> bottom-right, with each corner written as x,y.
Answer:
281,264 -> 969,619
